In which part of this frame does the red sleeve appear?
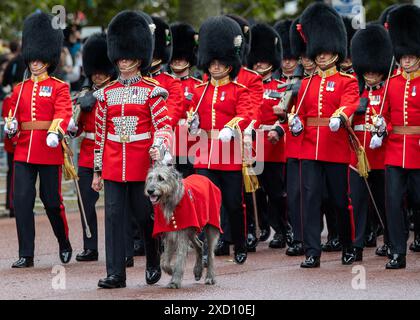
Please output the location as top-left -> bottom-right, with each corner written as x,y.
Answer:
248,74 -> 264,120
336,77 -> 359,121
166,77 -> 184,128
48,82 -> 73,136
149,86 -> 173,150
8,84 -> 20,122
231,86 -> 253,131
94,98 -> 106,173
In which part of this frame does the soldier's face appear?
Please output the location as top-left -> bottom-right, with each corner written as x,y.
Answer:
92,73 -> 111,87
29,60 -> 48,75
117,59 -> 140,73
301,56 -> 316,72
363,72 -> 383,86
209,60 -> 231,79
401,55 -> 420,73
282,59 -> 298,73
170,59 -> 190,73
253,62 -> 272,75
315,52 -> 338,70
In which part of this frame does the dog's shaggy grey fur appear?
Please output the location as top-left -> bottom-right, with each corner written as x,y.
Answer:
145,165 -> 220,289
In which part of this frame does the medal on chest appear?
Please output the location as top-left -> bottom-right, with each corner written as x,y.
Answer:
39,86 -> 52,97
326,81 -> 335,92
370,95 -> 381,106
412,86 -> 417,97
220,91 -> 226,102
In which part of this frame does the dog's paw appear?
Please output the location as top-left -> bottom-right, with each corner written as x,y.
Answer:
167,281 -> 181,289
194,263 -> 203,281
205,278 -> 216,285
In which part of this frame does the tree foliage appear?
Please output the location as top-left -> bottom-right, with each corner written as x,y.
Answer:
0,0 -> 410,40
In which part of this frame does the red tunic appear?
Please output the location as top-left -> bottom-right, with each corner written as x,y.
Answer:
350,85 -> 388,170
174,76 -> 202,157
77,102 -> 97,169
191,78 -> 253,171
383,71 -> 420,169
10,76 -> 72,165
93,76 -> 172,182
296,67 -> 359,164
236,67 -> 264,121
151,71 -> 184,128
153,174 -> 222,237
2,95 -> 16,153
255,78 -> 286,163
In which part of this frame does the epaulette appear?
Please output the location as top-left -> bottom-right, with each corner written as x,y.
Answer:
389,74 -> 399,79
164,72 -> 177,79
143,77 -> 161,86
233,81 -> 247,89
16,78 -> 30,87
339,72 -> 356,79
243,67 -> 260,76
196,81 -> 209,88
51,76 -> 66,83
191,76 -> 203,83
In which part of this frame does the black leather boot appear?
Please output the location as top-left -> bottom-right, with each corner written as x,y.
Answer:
98,275 -> 126,289
11,257 -> 34,268
76,249 -> 98,262
269,232 -> 286,249
342,247 -> 356,265
321,238 -> 342,252
286,241 -> 304,256
386,254 -> 406,269
214,239 -> 230,256
300,256 -> 320,268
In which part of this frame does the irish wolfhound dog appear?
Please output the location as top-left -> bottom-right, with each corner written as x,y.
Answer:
145,164 -> 221,289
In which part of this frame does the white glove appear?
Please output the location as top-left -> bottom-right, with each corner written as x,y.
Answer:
370,134 -> 384,150
161,151 -> 173,165
46,133 -> 59,148
329,117 -> 341,132
372,115 -> 386,134
67,118 -> 78,134
218,127 -> 234,142
188,112 -> 200,135
289,115 -> 303,134
4,118 -> 18,135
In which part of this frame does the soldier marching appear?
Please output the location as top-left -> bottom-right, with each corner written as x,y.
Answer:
2,2 -> 420,290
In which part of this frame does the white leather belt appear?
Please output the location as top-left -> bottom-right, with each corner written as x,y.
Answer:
82,132 -> 95,140
107,132 -> 151,143
354,124 -> 373,132
260,125 -> 275,131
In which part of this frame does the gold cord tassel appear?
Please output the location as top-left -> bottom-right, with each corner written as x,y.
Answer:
61,139 -> 78,181
356,145 -> 370,178
242,164 -> 260,193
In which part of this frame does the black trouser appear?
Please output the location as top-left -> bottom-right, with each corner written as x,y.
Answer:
13,161 -> 69,257
287,158 -> 303,242
301,160 -> 353,257
104,180 -> 159,280
385,166 -> 420,255
258,162 -> 288,235
6,152 -> 14,211
196,169 -> 246,251
78,166 -> 99,251
245,188 -> 269,235
322,179 -> 339,241
350,169 -> 386,249
125,197 -> 144,258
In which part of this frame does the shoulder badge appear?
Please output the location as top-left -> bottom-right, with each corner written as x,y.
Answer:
191,76 -> 203,84
339,72 -> 356,79
164,72 -> 177,79
243,67 -> 259,76
51,76 -> 66,83
143,77 -> 161,86
233,81 -> 247,89
195,81 -> 209,88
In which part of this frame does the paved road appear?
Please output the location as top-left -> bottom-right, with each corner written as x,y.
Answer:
0,210 -> 420,300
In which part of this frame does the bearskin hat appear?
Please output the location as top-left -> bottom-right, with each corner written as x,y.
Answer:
225,14 -> 251,64
290,17 -> 306,58
247,23 -> 282,72
342,16 -> 357,59
82,33 -> 115,78
151,16 -> 173,64
388,4 -> 420,61
274,19 -> 297,60
107,10 -> 155,74
197,16 -> 244,79
351,23 -> 393,79
299,2 -> 347,63
378,4 -> 399,28
170,22 -> 197,66
22,12 -> 63,74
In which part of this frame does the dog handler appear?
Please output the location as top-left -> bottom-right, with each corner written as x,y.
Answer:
91,11 -> 172,289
